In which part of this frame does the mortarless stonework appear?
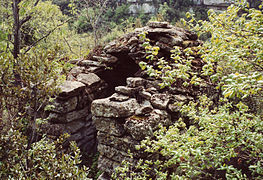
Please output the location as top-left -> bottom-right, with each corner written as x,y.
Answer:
43,22 -> 218,179
89,21 -> 215,178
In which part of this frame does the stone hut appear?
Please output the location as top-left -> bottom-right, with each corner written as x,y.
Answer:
43,22 -> 216,179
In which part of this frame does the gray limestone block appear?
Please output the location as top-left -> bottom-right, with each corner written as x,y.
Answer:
135,105 -> 153,116
86,81 -> 109,98
85,113 -> 93,122
109,93 -> 130,102
127,36 -> 138,45
84,66 -> 103,73
92,55 -> 118,64
40,123 -> 65,136
157,35 -> 183,47
98,144 -> 130,163
79,123 -> 97,138
173,94 -> 193,102
145,80 -> 161,91
67,131 -> 83,142
91,97 -> 140,118
47,112 -> 65,123
97,132 -> 140,152
151,93 -> 171,110
76,94 -> 90,110
182,40 -> 201,48
49,96 -> 78,113
77,73 -> 101,87
66,74 -> 75,81
98,156 -> 121,175
135,100 -> 153,116
172,37 -> 184,46
65,106 -> 90,122
69,66 -> 85,76
98,143 -> 148,160
115,86 -> 141,96
79,60 -> 103,67
146,27 -> 188,40
58,81 -> 85,98
155,41 -> 174,52
147,21 -> 169,28
79,138 -> 97,154
138,90 -> 152,100
70,126 -> 96,144
185,30 -> 198,41
48,106 -> 89,123
168,103 -> 181,113
126,77 -> 145,88
97,172 -> 110,180
93,116 -> 126,137
125,109 -> 172,141
103,40 -> 117,50
68,59 -> 81,64
64,119 -> 86,134
105,43 -> 129,54
77,134 -> 96,149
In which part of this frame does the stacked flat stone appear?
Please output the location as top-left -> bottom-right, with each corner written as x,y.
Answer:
42,22 -> 216,178
43,73 -> 108,153
92,77 -> 194,177
90,22 -> 209,178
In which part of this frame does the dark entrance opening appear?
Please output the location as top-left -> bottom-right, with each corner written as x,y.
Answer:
96,53 -> 140,95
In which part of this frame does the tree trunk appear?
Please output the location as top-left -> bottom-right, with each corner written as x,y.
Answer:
13,0 -> 20,59
12,0 -> 22,86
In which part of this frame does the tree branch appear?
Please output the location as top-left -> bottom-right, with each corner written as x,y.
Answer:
24,19 -> 71,54
63,37 -> 77,56
20,15 -> 32,27
19,0 -> 41,27
34,0 -> 40,7
211,14 -> 263,38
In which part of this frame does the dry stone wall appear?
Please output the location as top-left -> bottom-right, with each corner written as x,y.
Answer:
89,22 -> 215,178
43,22 -> 217,178
42,74 -> 108,153
91,77 -> 195,176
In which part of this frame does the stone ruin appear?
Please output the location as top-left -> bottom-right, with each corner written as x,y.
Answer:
43,22 -> 216,179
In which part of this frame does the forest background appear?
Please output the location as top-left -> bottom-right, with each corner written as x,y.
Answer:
0,0 -> 262,179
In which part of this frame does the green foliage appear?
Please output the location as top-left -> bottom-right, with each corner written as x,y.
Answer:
0,1 -> 93,179
153,0 -> 208,23
0,130 -> 89,179
0,47 -> 89,179
104,4 -> 131,26
52,0 -> 71,15
183,0 -> 263,100
115,1 -> 263,179
139,31 -> 201,89
0,0 -> 67,52
114,97 -> 263,179
0,48 -> 66,123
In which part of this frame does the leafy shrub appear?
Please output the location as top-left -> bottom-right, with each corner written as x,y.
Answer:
0,1 -> 91,179
114,97 -> 263,179
183,0 -> 263,101
114,1 -> 263,179
0,130 -> 89,179
0,47 -> 90,179
0,48 -> 65,128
